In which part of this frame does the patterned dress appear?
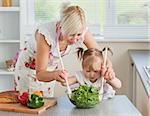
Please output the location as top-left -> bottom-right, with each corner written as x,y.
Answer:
14,22 -> 85,98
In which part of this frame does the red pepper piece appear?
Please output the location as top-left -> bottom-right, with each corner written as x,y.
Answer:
18,92 -> 29,105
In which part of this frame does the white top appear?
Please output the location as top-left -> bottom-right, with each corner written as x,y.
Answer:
75,71 -> 116,99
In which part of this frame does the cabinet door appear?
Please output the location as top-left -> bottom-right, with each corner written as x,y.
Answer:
0,75 -> 15,92
0,0 -> 20,91
136,71 -> 150,116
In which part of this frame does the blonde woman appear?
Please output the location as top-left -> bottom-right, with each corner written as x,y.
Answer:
15,3 -> 113,98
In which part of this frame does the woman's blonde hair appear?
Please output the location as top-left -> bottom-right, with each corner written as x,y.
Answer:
59,2 -> 86,35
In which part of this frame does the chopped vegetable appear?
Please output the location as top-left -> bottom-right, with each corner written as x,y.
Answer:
27,94 -> 44,109
18,92 -> 29,105
70,85 -> 100,108
33,91 -> 43,97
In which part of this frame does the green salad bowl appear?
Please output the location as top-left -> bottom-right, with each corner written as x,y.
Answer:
68,85 -> 101,108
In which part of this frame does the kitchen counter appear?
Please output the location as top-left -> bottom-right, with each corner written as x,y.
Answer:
0,95 -> 141,116
129,50 -> 150,97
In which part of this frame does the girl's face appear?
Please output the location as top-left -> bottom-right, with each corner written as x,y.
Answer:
83,57 -> 102,82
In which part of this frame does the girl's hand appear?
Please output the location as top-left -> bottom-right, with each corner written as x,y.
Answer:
54,70 -> 69,83
101,65 -> 115,81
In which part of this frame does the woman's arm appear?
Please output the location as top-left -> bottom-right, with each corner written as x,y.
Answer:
83,31 -> 100,49
83,31 -> 112,65
35,32 -> 66,83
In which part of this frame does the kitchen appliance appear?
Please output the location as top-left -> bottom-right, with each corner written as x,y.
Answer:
143,66 -> 150,79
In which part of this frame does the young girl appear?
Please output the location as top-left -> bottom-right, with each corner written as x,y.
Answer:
63,47 -> 122,99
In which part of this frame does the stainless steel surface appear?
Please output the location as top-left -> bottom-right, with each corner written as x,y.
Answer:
0,95 -> 141,116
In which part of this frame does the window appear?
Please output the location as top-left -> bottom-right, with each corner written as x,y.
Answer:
116,0 -> 148,25
23,0 -> 149,41
35,0 -> 104,25
104,0 -> 149,40
26,0 -> 104,37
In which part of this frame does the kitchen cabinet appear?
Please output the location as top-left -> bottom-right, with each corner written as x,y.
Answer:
136,71 -> 149,116
0,0 -> 20,73
129,50 -> 150,116
0,0 -> 26,91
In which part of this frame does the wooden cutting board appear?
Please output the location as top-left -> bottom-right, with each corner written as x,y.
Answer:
0,98 -> 57,114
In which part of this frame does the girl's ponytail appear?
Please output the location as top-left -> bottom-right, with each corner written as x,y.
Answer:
102,47 -> 113,55
76,47 -> 85,60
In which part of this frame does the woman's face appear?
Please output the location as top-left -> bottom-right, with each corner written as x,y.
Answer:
62,28 -> 84,45
67,33 -> 82,45
83,57 -> 102,82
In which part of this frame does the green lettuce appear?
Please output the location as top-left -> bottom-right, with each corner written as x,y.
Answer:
70,85 -> 100,108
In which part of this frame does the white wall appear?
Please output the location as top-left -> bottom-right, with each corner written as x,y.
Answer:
54,42 -> 150,100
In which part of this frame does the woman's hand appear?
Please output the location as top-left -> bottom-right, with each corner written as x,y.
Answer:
54,70 -> 69,83
61,76 -> 77,86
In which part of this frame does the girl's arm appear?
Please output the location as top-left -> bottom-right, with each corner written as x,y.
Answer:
102,66 -> 122,89
35,32 -> 66,83
107,77 -> 122,89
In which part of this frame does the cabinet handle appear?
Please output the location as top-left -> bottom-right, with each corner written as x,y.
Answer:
131,63 -> 134,67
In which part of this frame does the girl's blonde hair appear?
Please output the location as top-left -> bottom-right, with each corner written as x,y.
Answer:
76,47 -> 103,70
59,2 -> 86,35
